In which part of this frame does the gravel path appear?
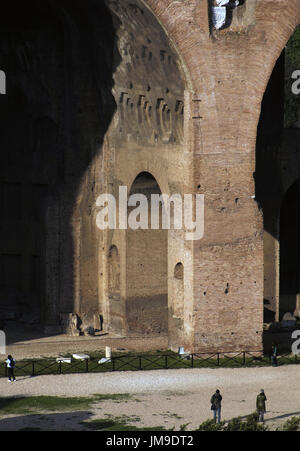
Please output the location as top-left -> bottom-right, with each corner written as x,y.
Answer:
0,366 -> 282,397
0,366 -> 300,430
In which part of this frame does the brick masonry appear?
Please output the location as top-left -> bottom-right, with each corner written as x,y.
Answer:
0,1 -> 300,353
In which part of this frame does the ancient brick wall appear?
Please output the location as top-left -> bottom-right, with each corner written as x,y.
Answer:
142,0 -> 300,352
1,0 -> 300,352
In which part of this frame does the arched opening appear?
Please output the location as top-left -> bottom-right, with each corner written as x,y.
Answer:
98,0 -> 187,341
174,263 -> 184,280
125,172 -> 168,335
280,180 -> 300,315
0,0 -> 188,343
256,25 -> 300,325
0,0 -> 116,336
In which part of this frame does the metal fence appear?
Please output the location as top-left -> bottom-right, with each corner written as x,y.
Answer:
1,350 -> 300,379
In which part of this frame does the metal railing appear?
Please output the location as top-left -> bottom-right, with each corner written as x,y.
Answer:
1,350 -> 299,378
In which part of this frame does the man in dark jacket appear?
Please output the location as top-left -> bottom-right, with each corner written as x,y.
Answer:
211,389 -> 222,424
256,389 -> 267,423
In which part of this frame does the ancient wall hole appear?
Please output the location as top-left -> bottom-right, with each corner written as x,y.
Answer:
174,263 -> 184,280
209,0 -> 256,32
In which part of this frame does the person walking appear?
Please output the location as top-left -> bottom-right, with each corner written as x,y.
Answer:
256,389 -> 267,423
5,355 -> 16,383
211,389 -> 222,424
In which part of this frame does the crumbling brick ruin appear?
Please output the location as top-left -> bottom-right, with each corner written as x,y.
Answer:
0,0 -> 300,353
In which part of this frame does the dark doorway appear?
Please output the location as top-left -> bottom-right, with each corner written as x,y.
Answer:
125,172 -> 168,335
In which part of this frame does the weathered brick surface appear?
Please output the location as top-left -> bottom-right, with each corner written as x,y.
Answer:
139,0 -> 300,352
1,1 -> 300,353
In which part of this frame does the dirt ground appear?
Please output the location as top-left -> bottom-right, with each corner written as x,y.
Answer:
0,365 -> 300,431
1,328 -> 299,431
4,329 -> 168,360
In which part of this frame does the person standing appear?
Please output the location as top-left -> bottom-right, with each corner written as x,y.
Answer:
256,389 -> 267,423
211,389 -> 222,424
5,355 -> 16,383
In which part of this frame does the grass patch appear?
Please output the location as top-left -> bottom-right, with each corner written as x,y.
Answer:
0,393 -> 136,417
92,393 -> 133,403
197,413 -> 300,432
82,417 -> 167,431
196,413 -> 268,431
277,417 -> 300,432
0,396 -> 95,415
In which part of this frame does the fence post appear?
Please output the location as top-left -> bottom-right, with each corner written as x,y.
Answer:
165,355 -> 168,370
217,353 -> 220,367
85,359 -> 89,373
112,358 -> 116,372
243,352 -> 246,366
32,362 -> 35,377
139,356 -> 142,371
191,354 -> 194,369
59,361 -> 62,375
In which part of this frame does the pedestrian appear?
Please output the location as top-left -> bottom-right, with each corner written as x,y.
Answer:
5,355 -> 16,383
211,389 -> 222,424
271,341 -> 278,367
256,389 -> 267,423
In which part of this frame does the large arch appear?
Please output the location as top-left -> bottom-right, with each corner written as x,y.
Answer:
2,0 -> 300,353
255,23 -> 300,325
94,0 -> 191,347
280,180 -> 300,316
0,0 -> 192,346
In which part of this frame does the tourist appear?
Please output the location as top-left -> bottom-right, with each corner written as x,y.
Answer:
6,355 -> 16,383
211,389 -> 222,424
256,389 -> 267,423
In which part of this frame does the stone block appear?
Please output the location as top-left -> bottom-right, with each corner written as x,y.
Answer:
60,313 -> 81,336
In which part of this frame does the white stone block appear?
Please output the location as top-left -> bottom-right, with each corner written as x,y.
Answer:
72,354 -> 90,360
56,357 -> 72,364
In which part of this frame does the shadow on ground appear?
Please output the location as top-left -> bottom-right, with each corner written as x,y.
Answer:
0,411 -> 94,431
266,411 -> 300,422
